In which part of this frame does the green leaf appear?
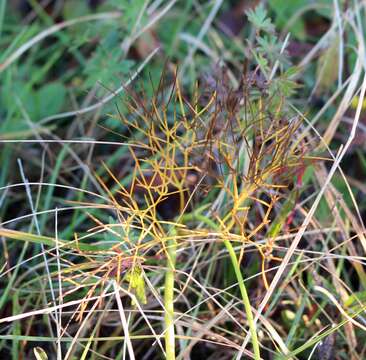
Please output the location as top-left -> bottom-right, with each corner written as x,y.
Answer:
268,0 -> 306,40
2,81 -> 66,121
125,265 -> 147,304
37,82 -> 67,119
63,1 -> 90,20
257,34 -> 286,64
112,0 -> 148,28
272,77 -> 299,97
284,66 -> 299,78
33,347 -> 48,360
267,190 -> 297,239
315,35 -> 339,96
83,47 -> 134,89
246,4 -> 274,33
251,50 -> 269,75
345,290 -> 366,308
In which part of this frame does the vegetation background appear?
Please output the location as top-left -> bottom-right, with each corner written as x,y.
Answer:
1,0 -> 366,359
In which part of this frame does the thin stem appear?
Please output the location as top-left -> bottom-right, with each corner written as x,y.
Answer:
222,238 -> 260,359
164,234 -> 177,360
182,212 -> 261,359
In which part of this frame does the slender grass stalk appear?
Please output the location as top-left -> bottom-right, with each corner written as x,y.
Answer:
164,233 -> 177,360
222,238 -> 260,360
182,212 -> 261,359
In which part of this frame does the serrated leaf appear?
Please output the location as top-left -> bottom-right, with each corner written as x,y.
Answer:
33,347 -> 48,360
111,0 -> 148,28
274,77 -> 299,97
83,47 -> 134,89
246,4 -> 274,33
285,66 -> 299,78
